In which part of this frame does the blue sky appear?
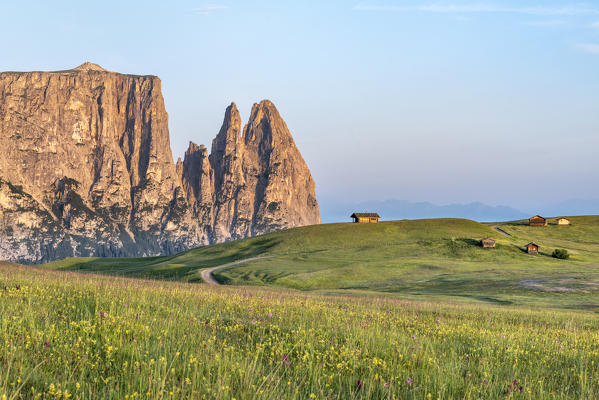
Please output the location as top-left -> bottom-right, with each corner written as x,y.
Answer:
1,1 -> 598,210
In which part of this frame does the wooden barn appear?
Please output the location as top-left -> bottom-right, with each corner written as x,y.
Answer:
528,215 -> 547,226
557,218 -> 571,226
481,238 -> 496,248
351,213 -> 380,223
526,242 -> 539,254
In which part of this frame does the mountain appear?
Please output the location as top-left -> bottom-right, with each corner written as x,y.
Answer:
0,63 -> 320,263
177,101 -> 320,243
536,199 -> 599,218
320,199 -> 529,223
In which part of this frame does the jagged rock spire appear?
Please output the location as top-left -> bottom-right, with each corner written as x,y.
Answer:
181,99 -> 320,242
0,60 -> 320,263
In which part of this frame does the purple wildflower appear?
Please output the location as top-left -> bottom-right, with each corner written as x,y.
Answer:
282,354 -> 291,367
44,341 -> 50,348
15,284 -> 20,290
356,380 -> 362,391
507,379 -> 523,394
406,377 -> 413,385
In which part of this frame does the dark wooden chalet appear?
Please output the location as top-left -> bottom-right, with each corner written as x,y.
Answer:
526,242 -> 539,254
351,213 -> 380,223
528,215 -> 547,226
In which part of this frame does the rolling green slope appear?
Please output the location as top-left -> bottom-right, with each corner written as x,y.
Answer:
43,216 -> 599,308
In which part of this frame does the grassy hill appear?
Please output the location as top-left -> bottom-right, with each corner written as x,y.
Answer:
43,216 -> 599,308
6,217 -> 599,397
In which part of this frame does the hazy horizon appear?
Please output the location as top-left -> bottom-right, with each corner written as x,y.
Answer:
1,0 -> 598,211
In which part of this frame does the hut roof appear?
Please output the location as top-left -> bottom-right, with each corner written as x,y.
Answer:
526,242 -> 539,247
351,213 -> 380,218
529,215 -> 546,220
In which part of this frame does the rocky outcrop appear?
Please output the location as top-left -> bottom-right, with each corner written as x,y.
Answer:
241,100 -> 320,237
0,63 -> 320,263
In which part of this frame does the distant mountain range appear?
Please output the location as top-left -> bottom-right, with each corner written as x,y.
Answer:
320,199 -> 599,223
538,199 -> 599,218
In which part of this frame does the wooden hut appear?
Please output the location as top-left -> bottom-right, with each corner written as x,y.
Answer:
350,213 -> 380,223
481,238 -> 496,248
557,218 -> 571,226
528,215 -> 547,226
525,242 -> 539,254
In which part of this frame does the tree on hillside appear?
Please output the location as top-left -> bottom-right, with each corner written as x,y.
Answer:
552,249 -> 569,260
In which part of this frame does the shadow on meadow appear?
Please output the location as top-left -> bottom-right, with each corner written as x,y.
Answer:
56,237 -> 282,282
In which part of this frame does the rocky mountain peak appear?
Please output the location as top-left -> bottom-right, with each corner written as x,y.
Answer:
185,141 -> 207,155
250,99 -> 277,116
211,102 -> 242,155
247,100 -> 276,130
0,66 -> 320,263
244,99 -> 293,148
73,62 -> 107,72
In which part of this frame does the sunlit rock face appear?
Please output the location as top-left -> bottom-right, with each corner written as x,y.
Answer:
0,64 -> 320,263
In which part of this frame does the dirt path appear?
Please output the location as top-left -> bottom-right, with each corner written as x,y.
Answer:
493,226 -> 511,237
200,256 -> 271,285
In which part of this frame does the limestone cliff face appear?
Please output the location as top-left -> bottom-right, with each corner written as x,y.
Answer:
0,63 -> 320,263
178,101 -> 321,243
241,100 -> 320,237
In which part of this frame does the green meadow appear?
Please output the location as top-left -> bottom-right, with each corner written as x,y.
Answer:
2,263 -> 599,399
3,216 -> 599,399
44,216 -> 599,309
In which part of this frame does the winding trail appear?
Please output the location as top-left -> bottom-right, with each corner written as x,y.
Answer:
200,256 -> 272,285
493,226 -> 511,237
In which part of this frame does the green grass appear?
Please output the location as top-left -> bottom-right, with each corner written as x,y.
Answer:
3,263 -> 599,399
42,216 -> 599,309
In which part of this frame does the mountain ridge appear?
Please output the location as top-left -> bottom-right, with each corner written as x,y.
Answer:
320,199 -> 529,223
0,64 -> 320,263
319,198 -> 598,223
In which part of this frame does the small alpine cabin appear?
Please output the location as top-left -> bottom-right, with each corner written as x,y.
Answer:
351,213 -> 380,223
481,238 -> 496,248
557,218 -> 571,226
528,215 -> 547,226
526,242 -> 539,254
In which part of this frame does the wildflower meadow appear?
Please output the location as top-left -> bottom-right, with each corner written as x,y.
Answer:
2,263 -> 599,399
